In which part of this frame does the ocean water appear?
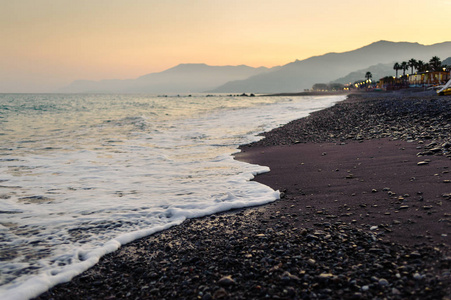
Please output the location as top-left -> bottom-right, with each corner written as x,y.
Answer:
0,93 -> 344,299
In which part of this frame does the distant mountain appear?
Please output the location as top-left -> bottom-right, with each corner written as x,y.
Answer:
59,64 -> 273,93
331,63 -> 394,85
210,41 -> 451,93
443,57 -> 451,66
60,41 -> 451,94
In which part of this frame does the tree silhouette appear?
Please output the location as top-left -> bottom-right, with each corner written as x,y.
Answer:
312,83 -> 328,91
429,56 -> 442,71
401,61 -> 408,76
417,60 -> 425,72
365,72 -> 372,81
393,62 -> 400,77
408,58 -> 417,74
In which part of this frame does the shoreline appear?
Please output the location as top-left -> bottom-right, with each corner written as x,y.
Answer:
236,138 -> 450,247
35,92 -> 450,299
260,91 -> 351,97
236,92 -> 451,248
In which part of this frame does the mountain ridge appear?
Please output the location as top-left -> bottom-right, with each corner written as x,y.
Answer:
59,64 -> 274,94
60,41 -> 451,94
210,40 -> 451,93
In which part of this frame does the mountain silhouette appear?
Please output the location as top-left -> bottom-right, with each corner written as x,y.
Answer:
60,41 -> 451,94
210,41 -> 451,93
59,64 -> 273,93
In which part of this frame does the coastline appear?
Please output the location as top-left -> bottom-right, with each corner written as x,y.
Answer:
260,91 -> 351,97
237,92 -> 451,247
35,92 -> 450,299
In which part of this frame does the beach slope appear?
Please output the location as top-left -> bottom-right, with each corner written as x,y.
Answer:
36,93 -> 451,299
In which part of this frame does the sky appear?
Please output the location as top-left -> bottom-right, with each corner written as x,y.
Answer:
1,0 -> 451,93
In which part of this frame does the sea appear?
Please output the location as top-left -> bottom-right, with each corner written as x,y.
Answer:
0,93 -> 345,299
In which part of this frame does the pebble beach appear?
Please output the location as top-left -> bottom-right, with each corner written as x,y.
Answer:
36,92 -> 451,300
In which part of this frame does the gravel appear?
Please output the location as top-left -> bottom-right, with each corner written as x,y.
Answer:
35,92 -> 451,300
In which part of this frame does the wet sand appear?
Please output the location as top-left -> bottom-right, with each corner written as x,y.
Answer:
36,92 -> 451,299
237,138 -> 450,247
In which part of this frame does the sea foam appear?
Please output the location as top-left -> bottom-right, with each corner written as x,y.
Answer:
0,94 -> 345,299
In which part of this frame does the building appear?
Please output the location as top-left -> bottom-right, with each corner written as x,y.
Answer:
378,76 -> 406,90
408,71 -> 450,86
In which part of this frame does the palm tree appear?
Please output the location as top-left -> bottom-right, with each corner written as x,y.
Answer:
401,61 -> 408,76
417,60 -> 425,72
408,58 -> 417,74
393,62 -> 400,77
365,72 -> 372,81
429,56 -> 442,71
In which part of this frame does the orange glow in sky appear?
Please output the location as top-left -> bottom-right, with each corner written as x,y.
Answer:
1,0 -> 451,92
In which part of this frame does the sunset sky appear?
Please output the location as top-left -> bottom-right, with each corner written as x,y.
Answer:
1,0 -> 451,92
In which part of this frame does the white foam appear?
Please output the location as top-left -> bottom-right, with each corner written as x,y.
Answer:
0,94 -> 345,299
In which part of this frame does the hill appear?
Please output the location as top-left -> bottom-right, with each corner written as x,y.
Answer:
59,64 -> 273,94
332,63 -> 394,85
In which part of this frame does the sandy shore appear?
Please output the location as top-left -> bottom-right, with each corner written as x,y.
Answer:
36,92 -> 450,299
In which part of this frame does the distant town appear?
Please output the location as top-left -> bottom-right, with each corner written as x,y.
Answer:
312,56 -> 451,95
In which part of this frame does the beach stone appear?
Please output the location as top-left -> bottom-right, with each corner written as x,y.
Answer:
213,288 -> 228,298
368,248 -> 384,253
280,271 -> 300,282
378,278 -> 389,286
318,273 -> 334,279
202,293 -> 213,300
413,273 -> 424,280
217,276 -> 235,286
